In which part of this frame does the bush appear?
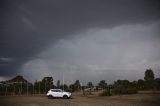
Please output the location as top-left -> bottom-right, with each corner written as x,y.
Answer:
113,87 -> 137,95
126,87 -> 137,94
99,90 -> 111,96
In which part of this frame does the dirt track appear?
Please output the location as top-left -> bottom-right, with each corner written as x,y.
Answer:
0,93 -> 160,106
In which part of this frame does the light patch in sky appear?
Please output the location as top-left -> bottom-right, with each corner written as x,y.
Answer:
0,76 -> 9,81
20,21 -> 160,84
14,3 -> 34,16
0,57 -> 13,62
21,16 -> 37,31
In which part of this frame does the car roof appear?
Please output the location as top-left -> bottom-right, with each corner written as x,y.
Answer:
50,89 -> 62,90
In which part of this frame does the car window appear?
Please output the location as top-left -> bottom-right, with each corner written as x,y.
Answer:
51,90 -> 57,92
51,90 -> 55,92
56,90 -> 61,92
51,89 -> 62,92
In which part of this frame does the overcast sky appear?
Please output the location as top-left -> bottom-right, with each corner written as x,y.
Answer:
1,0 -> 160,84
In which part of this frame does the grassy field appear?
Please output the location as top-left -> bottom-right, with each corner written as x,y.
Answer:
0,92 -> 160,106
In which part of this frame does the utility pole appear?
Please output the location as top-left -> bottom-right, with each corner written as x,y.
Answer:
63,73 -> 64,91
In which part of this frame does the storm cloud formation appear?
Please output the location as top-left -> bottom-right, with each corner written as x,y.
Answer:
1,0 -> 160,84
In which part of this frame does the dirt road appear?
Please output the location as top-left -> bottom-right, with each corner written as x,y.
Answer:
0,93 -> 160,106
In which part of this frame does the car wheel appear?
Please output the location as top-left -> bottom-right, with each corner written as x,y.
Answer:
48,95 -> 53,99
63,95 -> 68,99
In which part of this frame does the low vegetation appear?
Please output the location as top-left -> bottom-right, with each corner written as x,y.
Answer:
0,69 -> 160,96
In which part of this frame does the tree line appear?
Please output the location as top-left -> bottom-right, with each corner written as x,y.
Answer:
0,69 -> 160,96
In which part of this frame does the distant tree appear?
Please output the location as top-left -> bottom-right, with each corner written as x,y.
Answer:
87,82 -> 93,88
113,80 -> 137,95
5,75 -> 30,95
87,82 -> 93,95
122,80 -> 130,89
42,77 -> 53,90
74,80 -> 81,91
60,84 -> 69,91
144,69 -> 155,81
56,80 -> 60,89
34,76 -> 54,93
34,81 -> 41,94
114,80 -> 130,89
137,79 -> 145,90
69,84 -> 75,92
144,69 -> 155,90
113,80 -> 125,95
42,77 -> 53,84
98,80 -> 107,89
130,80 -> 137,88
155,78 -> 160,90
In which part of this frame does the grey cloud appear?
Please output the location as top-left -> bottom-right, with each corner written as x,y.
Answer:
14,2 -> 34,16
20,21 -> 160,83
21,16 -> 37,30
0,0 -> 160,80
0,57 -> 13,62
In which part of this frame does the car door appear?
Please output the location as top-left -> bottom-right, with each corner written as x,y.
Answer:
51,90 -> 58,97
56,89 -> 63,97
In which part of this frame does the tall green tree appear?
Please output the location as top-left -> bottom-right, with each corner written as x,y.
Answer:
144,69 -> 155,90
87,82 -> 93,95
69,84 -> 75,92
144,69 -> 155,81
87,82 -> 93,88
137,79 -> 145,90
34,81 -> 41,94
41,77 -> 54,93
74,80 -> 81,91
98,80 -> 107,89
154,78 -> 160,90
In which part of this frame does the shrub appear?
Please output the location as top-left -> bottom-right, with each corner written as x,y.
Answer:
126,87 -> 137,94
99,90 -> 111,96
112,87 -> 137,95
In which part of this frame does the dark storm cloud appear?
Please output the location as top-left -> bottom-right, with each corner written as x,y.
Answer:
0,0 -> 160,77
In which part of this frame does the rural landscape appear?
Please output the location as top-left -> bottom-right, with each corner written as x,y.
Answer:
1,0 -> 160,106
0,69 -> 160,106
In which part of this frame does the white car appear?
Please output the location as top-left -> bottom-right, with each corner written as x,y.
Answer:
47,89 -> 71,99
